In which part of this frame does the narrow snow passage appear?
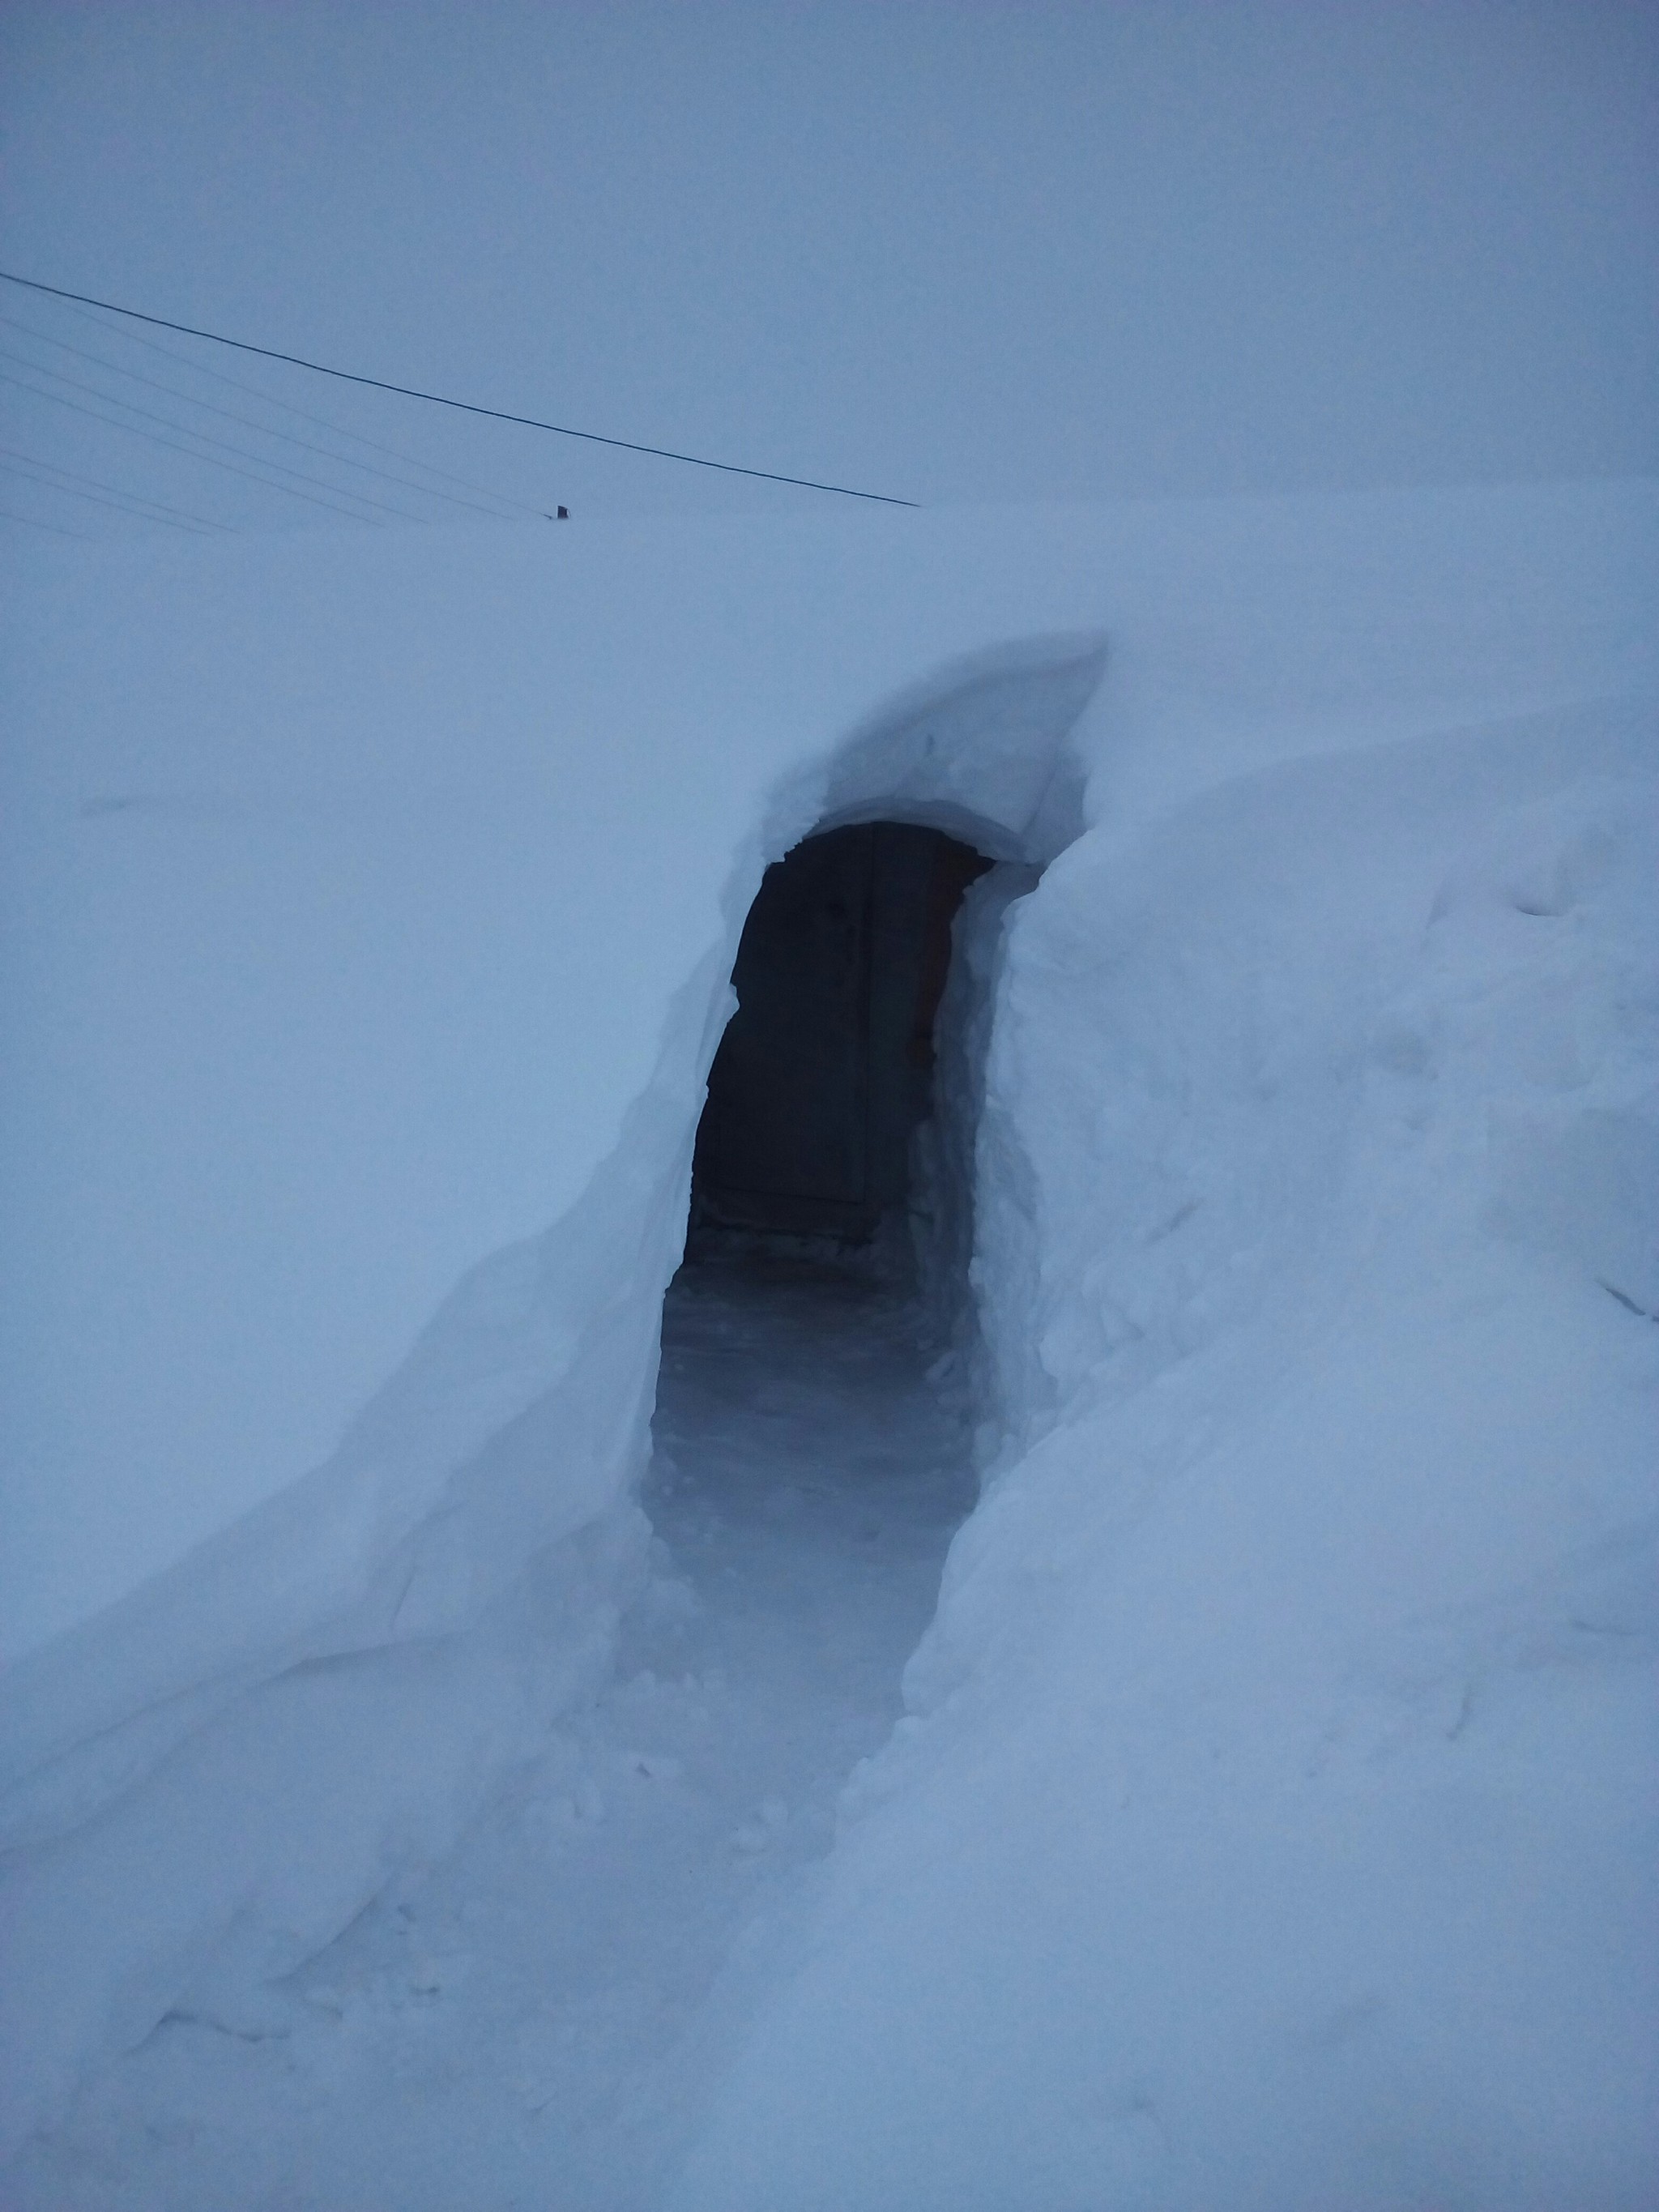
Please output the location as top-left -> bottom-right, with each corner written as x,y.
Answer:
15,1253 -> 975,2212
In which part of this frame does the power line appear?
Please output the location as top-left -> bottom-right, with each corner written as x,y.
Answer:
1,308 -> 518,523
0,268 -> 921,508
0,443 -> 229,530
0,340 -> 424,522
0,444 -> 226,532
58,297 -> 549,521
0,502 -> 96,539
0,453 -> 205,530
0,357 -> 403,523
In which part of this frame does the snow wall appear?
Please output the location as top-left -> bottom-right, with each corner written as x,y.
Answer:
2,485 -> 1656,2194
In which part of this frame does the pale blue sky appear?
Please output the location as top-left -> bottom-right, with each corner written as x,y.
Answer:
2,2 -> 1654,524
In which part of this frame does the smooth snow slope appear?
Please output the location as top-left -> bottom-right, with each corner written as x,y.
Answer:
2,485 -> 1655,2186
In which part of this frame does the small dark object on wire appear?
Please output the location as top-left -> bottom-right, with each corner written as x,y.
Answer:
0,270 -> 920,510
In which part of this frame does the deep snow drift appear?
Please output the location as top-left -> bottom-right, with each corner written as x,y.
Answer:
673,700 -> 1659,2212
2,485 -> 1656,2203
5,1253 -> 975,2209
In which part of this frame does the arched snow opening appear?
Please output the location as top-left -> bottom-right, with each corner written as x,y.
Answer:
380,630 -> 1104,1633
671,633 -> 1101,1311
688,821 -> 992,1255
0,631 -> 1106,2154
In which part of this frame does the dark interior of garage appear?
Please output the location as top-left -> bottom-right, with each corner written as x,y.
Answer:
689,821 -> 992,1247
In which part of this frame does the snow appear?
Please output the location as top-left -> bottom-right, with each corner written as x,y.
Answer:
3,1255 -> 975,2210
5,489 -> 1645,1659
2,482 -> 1656,2200
672,700 -> 1659,2211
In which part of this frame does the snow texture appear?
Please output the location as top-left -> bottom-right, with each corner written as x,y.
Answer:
3,1256 -> 975,2209
2,484 -> 1656,2201
673,701 -> 1659,2212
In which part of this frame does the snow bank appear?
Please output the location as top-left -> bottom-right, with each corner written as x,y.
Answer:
3,486 -> 1647,1659
0,509 -> 1102,2150
669,698 -> 1659,2208
2,485 -> 1653,2171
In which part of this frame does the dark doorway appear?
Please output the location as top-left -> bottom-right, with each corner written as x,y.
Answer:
691,822 -> 991,1245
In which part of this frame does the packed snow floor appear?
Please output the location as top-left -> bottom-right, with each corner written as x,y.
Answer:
9,1251 -> 975,2211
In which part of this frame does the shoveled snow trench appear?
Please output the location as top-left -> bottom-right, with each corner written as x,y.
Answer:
10,1253 -> 975,2212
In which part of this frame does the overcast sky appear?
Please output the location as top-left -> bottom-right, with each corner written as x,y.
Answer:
2,2 -> 1654,526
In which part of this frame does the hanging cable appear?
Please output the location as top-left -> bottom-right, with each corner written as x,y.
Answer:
0,446 -> 226,532
0,501 -> 96,538
1,310 -> 515,523
0,268 -> 921,508
0,357 -> 407,523
58,297 -> 549,520
0,343 -> 424,521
